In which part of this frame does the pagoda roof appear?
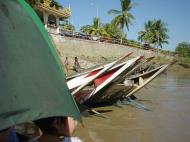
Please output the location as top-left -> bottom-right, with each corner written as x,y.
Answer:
34,0 -> 71,18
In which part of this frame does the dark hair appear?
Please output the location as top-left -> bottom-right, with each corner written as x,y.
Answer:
34,117 -> 66,134
0,128 -> 9,133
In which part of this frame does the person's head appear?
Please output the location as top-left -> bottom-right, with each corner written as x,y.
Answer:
34,117 -> 76,137
74,57 -> 78,61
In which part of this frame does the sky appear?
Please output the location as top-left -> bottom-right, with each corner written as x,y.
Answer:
58,0 -> 190,51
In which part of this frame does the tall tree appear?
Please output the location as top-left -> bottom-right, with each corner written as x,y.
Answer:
108,0 -> 135,43
138,20 -> 155,45
103,23 -> 123,39
138,19 -> 169,49
153,19 -> 169,48
175,42 -> 190,57
80,17 -> 107,37
60,20 -> 75,31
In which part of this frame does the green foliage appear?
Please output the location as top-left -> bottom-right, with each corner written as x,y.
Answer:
155,56 -> 170,63
61,21 -> 75,31
80,17 -> 107,36
138,19 -> 169,49
175,42 -> 190,58
127,40 -> 140,48
160,50 -> 175,56
103,23 -> 123,39
108,0 -> 135,30
80,25 -> 91,33
108,0 -> 135,43
177,57 -> 190,64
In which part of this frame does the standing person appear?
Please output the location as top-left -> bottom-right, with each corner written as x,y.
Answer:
73,57 -> 81,73
64,57 -> 69,74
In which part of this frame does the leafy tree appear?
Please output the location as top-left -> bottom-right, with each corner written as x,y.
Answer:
175,42 -> 190,57
138,20 -> 155,45
153,19 -> 169,48
80,25 -> 91,34
127,39 -> 140,47
138,19 -> 169,48
80,17 -> 107,37
103,23 -> 123,39
108,0 -> 135,43
61,21 -> 75,31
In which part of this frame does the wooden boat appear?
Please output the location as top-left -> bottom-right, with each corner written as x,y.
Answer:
71,52 -> 133,95
85,57 -> 154,104
125,64 -> 169,98
74,56 -> 143,104
86,83 -> 135,105
66,52 -> 133,81
67,53 -> 133,90
95,64 -> 169,104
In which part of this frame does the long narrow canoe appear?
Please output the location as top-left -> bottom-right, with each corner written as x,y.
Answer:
75,56 -> 143,104
66,52 -> 133,80
93,64 -> 169,104
71,52 -> 134,96
125,64 -> 169,98
67,52 -> 133,90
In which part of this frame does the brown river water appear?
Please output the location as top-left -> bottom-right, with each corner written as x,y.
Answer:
74,70 -> 190,142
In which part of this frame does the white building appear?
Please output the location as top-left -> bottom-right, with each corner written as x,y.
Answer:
33,0 -> 71,34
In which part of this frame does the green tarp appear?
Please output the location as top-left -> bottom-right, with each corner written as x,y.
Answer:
0,0 -> 81,131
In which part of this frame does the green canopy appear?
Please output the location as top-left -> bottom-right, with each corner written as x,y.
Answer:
0,0 -> 81,131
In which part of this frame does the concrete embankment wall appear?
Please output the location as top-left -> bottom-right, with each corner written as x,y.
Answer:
51,34 -> 158,59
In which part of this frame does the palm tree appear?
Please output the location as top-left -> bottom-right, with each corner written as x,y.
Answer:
153,19 -> 169,48
62,21 -> 75,32
80,17 -> 107,37
138,19 -> 169,49
103,23 -> 123,39
138,20 -> 155,46
108,0 -> 135,43
80,25 -> 91,34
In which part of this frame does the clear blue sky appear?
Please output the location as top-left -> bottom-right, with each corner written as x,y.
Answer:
58,0 -> 190,51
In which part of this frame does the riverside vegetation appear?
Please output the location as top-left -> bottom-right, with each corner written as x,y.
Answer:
26,0 -> 190,67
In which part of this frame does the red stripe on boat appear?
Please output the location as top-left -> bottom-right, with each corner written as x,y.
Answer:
94,69 -> 118,87
85,69 -> 101,78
